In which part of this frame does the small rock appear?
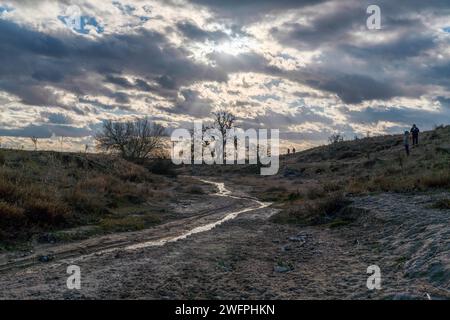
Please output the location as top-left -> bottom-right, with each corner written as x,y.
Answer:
38,255 -> 54,263
281,245 -> 291,252
274,265 -> 291,273
288,236 -> 306,242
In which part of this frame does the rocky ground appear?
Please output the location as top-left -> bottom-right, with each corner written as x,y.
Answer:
0,180 -> 448,300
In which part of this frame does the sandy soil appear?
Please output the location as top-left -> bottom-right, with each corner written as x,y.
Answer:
0,179 -> 448,300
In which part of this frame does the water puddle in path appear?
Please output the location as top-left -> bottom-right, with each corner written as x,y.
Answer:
60,179 -> 270,264
125,179 -> 270,250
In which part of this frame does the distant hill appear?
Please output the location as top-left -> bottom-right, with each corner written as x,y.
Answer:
184,125 -> 450,190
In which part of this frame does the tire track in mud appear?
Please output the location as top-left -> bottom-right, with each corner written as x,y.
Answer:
0,179 -> 271,273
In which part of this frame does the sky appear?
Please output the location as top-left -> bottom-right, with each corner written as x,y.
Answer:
0,0 -> 449,152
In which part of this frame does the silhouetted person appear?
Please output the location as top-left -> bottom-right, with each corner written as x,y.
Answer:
292,147 -> 296,154
404,131 -> 410,156
410,124 -> 420,146
287,148 -> 290,154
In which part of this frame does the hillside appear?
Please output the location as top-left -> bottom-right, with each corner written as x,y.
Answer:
214,125 -> 450,297
199,126 -> 449,197
0,150 -> 210,249
0,127 -> 448,299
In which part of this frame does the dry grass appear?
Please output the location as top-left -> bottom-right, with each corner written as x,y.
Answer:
0,201 -> 26,239
185,185 -> 205,194
0,150 -> 198,245
271,192 -> 352,226
222,125 -> 450,226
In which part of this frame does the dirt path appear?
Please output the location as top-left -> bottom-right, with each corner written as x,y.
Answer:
0,179 -> 260,272
0,180 -> 448,299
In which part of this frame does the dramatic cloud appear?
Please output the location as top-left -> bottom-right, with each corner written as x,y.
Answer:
187,0 -> 328,20
0,123 -> 90,139
176,20 -> 228,42
0,0 -> 449,150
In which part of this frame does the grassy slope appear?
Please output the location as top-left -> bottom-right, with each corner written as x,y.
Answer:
0,150 -> 205,249
203,125 -> 450,225
1,125 -> 449,247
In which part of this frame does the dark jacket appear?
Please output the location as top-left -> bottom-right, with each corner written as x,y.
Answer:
410,126 -> 420,136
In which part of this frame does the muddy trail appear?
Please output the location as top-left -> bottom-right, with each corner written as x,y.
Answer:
0,179 -> 449,299
0,180 -> 267,273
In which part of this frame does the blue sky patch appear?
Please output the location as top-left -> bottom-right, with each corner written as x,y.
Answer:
0,4 -> 13,15
58,14 -> 104,34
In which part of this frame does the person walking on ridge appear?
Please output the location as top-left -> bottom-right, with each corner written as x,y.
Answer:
410,124 -> 420,146
404,131 -> 410,156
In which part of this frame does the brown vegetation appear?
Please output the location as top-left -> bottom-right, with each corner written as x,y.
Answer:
213,125 -> 450,226
0,150 -> 203,247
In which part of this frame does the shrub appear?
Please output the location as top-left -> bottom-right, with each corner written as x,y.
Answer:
259,185 -> 290,202
0,202 -> 26,229
306,187 -> 325,200
78,176 -> 110,193
187,185 -> 205,194
307,193 -> 350,219
0,179 -> 18,202
119,163 -> 149,182
24,199 -> 71,226
147,159 -> 177,176
287,191 -> 302,201
272,193 -> 351,226
65,189 -> 106,216
421,172 -> 450,188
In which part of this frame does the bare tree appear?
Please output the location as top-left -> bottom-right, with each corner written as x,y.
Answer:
328,133 -> 344,145
95,118 -> 166,160
30,136 -> 38,151
213,110 -> 236,153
